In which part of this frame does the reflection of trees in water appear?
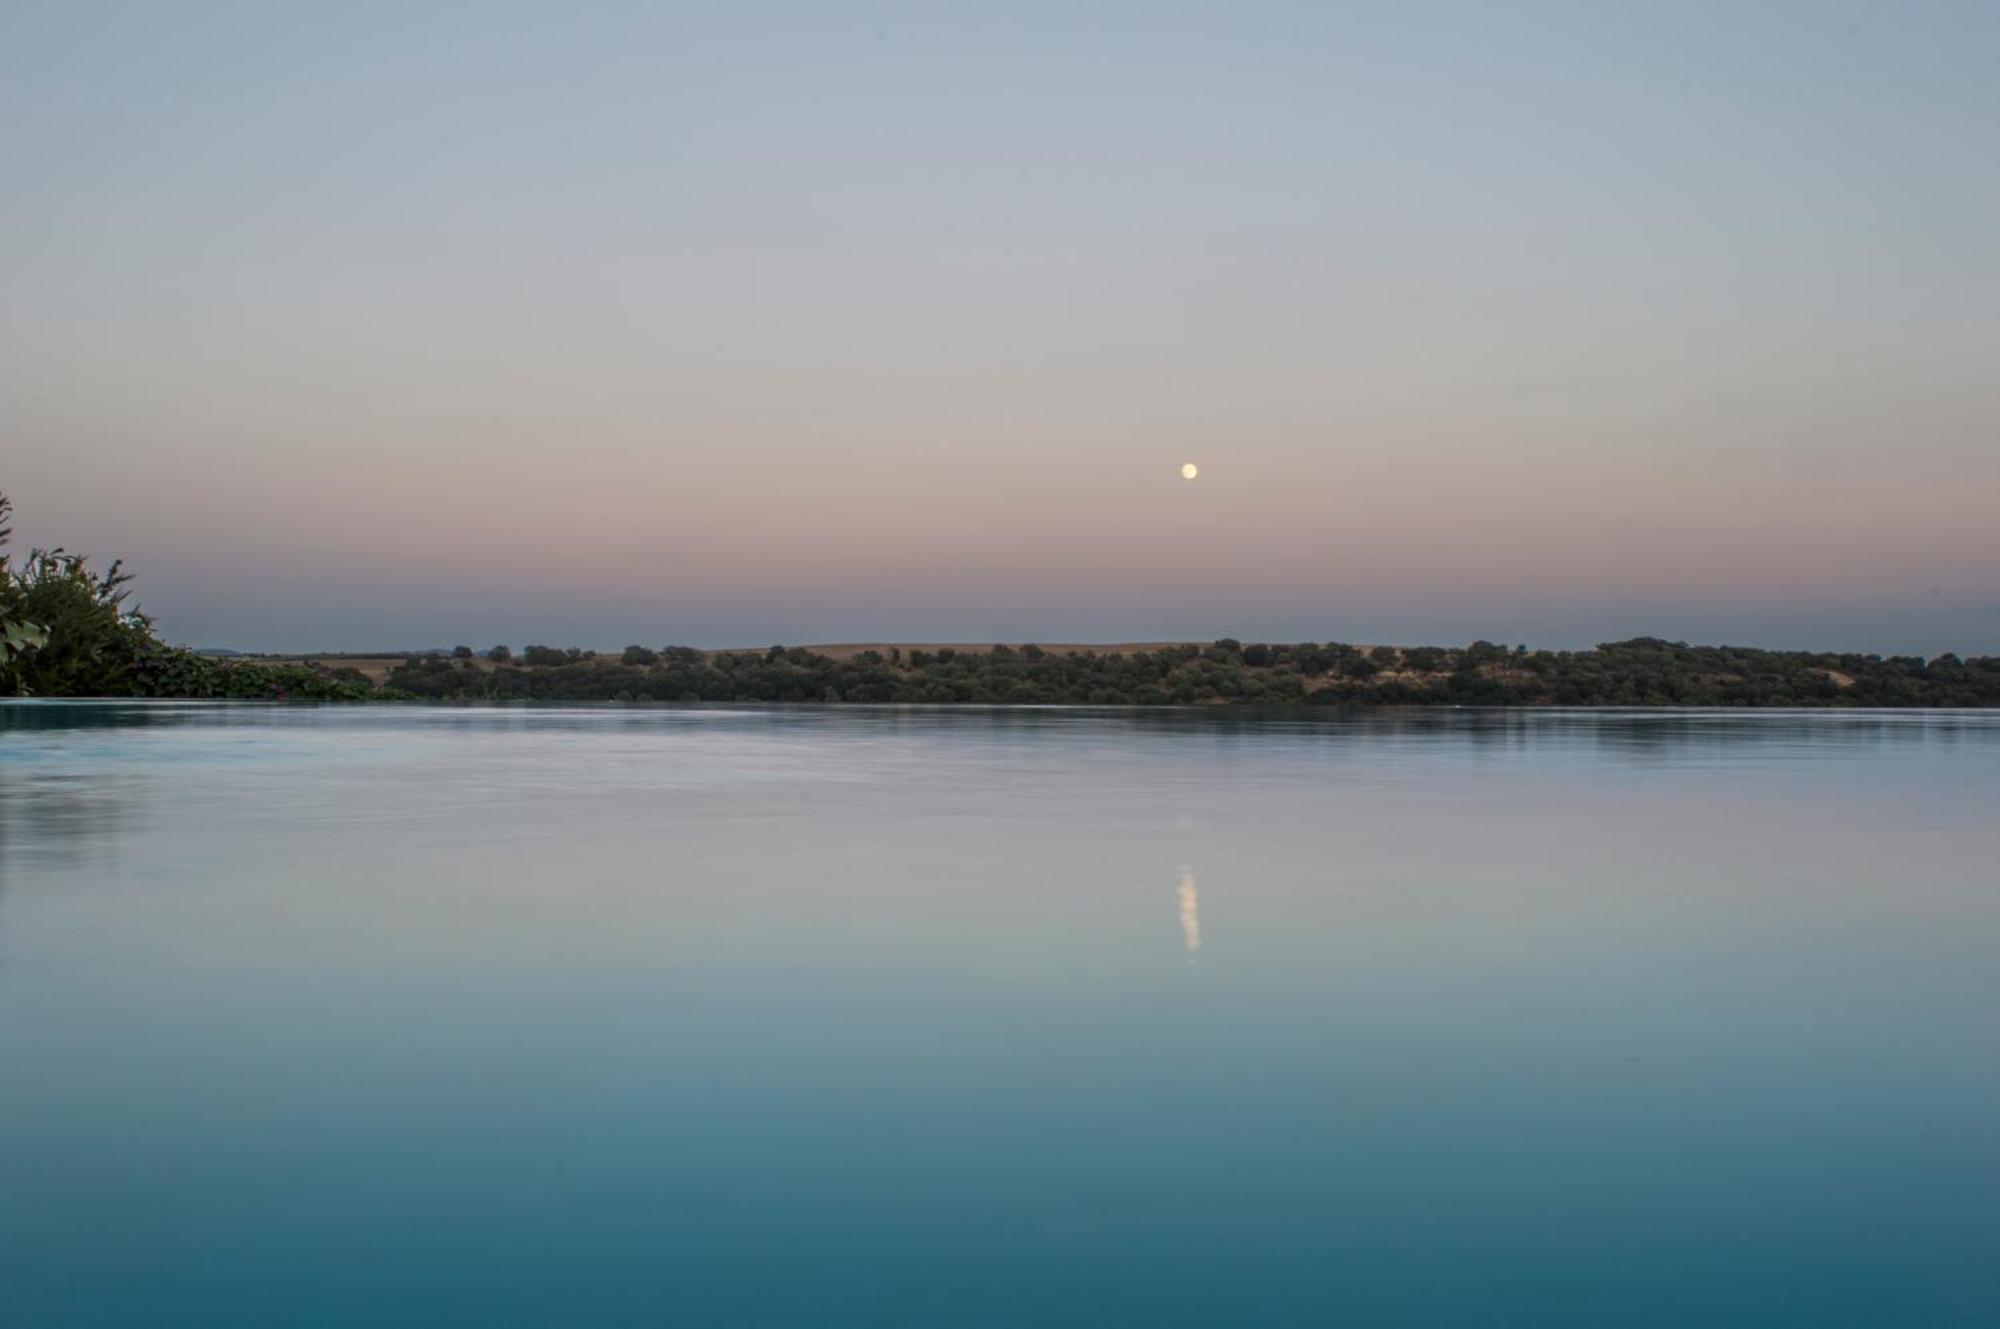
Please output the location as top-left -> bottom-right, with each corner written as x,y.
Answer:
0,704 -> 167,903
0,700 -> 190,737
0,775 -> 144,971
851,704 -> 2000,744
1046,706 -> 2000,760
0,773 -> 145,883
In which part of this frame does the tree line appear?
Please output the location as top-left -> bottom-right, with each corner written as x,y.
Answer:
6,490 -> 1996,706
384,637 -> 2000,707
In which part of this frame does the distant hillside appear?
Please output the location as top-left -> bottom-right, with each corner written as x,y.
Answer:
379,638 -> 2000,707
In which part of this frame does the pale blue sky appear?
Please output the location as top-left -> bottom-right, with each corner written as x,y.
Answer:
4,2 -> 1997,650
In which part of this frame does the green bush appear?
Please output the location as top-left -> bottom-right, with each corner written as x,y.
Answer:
0,494 -> 51,687
0,543 -> 152,697
0,490 -> 393,700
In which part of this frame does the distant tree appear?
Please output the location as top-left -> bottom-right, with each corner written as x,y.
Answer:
350,632 -> 2000,709
1403,646 -> 1447,672
487,645 -> 512,662
452,645 -> 473,659
622,644 -> 659,666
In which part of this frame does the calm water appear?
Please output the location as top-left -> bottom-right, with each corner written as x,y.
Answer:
2,703 -> 1996,1326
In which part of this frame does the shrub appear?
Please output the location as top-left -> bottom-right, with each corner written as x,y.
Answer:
0,493 -> 51,691
0,544 -> 152,696
0,489 -> 393,700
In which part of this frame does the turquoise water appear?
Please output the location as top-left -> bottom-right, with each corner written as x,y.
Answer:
2,703 -> 1996,1326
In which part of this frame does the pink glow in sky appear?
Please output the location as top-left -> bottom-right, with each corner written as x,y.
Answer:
5,3 -> 1997,651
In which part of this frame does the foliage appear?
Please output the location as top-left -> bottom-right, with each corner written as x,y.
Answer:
0,493 -> 51,684
522,644 -> 593,667
384,637 -> 2000,707
121,644 -> 387,700
0,490 -> 394,700
0,541 -> 152,697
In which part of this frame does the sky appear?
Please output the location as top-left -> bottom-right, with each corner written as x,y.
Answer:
4,1 -> 1997,653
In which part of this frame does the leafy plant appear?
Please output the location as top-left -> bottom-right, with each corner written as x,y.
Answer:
0,492 -> 52,693
0,490 -> 396,701
1,543 -> 152,697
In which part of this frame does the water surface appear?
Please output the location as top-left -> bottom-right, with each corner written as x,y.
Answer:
2,704 -> 1996,1326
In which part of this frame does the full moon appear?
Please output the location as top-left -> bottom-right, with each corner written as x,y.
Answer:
1181,462 -> 1199,480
